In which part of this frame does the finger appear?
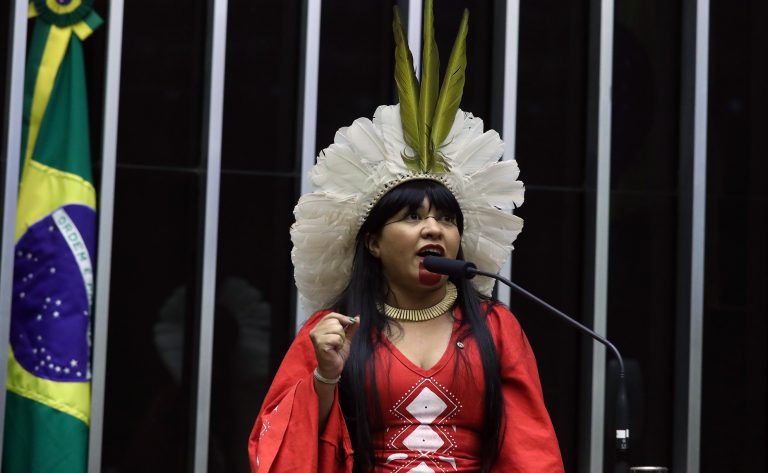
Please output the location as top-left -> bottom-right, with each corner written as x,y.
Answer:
311,315 -> 345,339
323,312 -> 358,329
344,316 -> 361,340
318,333 -> 346,352
316,323 -> 347,343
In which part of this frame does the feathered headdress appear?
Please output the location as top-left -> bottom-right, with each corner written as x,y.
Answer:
291,0 -> 524,315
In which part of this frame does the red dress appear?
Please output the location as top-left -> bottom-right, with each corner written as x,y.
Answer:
248,305 -> 564,472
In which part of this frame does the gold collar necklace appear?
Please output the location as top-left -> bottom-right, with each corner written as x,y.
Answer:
382,282 -> 457,322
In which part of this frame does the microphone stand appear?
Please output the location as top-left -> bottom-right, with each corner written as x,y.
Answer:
422,256 -> 629,460
469,267 -> 630,457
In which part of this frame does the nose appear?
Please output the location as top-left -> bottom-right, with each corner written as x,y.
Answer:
420,215 -> 444,238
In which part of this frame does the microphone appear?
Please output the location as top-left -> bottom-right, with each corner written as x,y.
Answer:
421,256 -> 478,280
423,255 -> 630,453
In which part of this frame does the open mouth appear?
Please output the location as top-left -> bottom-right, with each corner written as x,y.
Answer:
417,246 -> 444,285
417,246 -> 444,258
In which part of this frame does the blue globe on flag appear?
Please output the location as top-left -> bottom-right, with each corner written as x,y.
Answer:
11,203 -> 96,382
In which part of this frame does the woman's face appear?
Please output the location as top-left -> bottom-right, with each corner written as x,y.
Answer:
367,197 -> 461,293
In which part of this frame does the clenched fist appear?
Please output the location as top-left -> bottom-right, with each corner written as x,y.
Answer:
309,312 -> 360,380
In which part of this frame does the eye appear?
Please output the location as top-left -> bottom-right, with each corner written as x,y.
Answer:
404,212 -> 422,222
439,214 -> 457,225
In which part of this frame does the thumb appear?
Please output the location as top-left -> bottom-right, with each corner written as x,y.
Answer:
344,316 -> 361,342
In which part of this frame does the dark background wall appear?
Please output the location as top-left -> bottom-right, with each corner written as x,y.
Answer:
2,1 -> 766,472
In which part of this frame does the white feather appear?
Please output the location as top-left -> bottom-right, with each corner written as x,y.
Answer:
344,117 -> 389,164
449,130 -> 504,174
463,160 -> 524,210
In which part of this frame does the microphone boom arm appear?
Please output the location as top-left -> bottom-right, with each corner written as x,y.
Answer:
468,266 -> 630,453
470,268 -> 625,374
421,254 -> 630,452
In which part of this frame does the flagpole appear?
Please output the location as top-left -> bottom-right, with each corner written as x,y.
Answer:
87,0 -> 125,470
191,0 -> 228,470
0,0 -> 30,457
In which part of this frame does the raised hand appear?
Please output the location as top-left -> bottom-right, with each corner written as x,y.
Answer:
309,312 -> 360,380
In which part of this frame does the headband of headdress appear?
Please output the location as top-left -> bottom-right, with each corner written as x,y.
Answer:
291,0 -> 524,315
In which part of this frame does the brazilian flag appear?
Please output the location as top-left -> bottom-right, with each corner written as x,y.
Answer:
3,1 -> 101,471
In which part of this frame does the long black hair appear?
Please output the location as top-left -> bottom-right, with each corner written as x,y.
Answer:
334,180 -> 503,471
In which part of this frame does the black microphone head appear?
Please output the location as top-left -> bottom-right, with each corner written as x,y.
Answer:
423,256 -> 477,279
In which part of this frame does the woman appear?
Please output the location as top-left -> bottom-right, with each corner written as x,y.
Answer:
249,3 -> 562,470
249,178 -> 563,472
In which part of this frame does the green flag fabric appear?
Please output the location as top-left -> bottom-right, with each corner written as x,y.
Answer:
3,1 -> 101,471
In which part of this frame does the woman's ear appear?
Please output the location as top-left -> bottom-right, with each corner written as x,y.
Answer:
365,233 -> 381,258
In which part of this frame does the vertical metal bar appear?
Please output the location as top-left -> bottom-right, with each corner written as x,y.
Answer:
298,0 -> 322,197
686,1 -> 708,467
406,0 -> 423,75
584,0 -> 614,471
87,0 -> 124,470
673,0 -> 708,470
192,0 -> 227,470
496,0 -> 520,306
295,0 -> 322,326
0,0 -> 29,456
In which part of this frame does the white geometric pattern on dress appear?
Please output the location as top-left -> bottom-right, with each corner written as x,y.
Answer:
406,387 -> 448,424
410,462 -> 436,472
438,456 -> 457,470
403,425 -> 445,452
387,378 -> 462,472
386,453 -> 409,463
